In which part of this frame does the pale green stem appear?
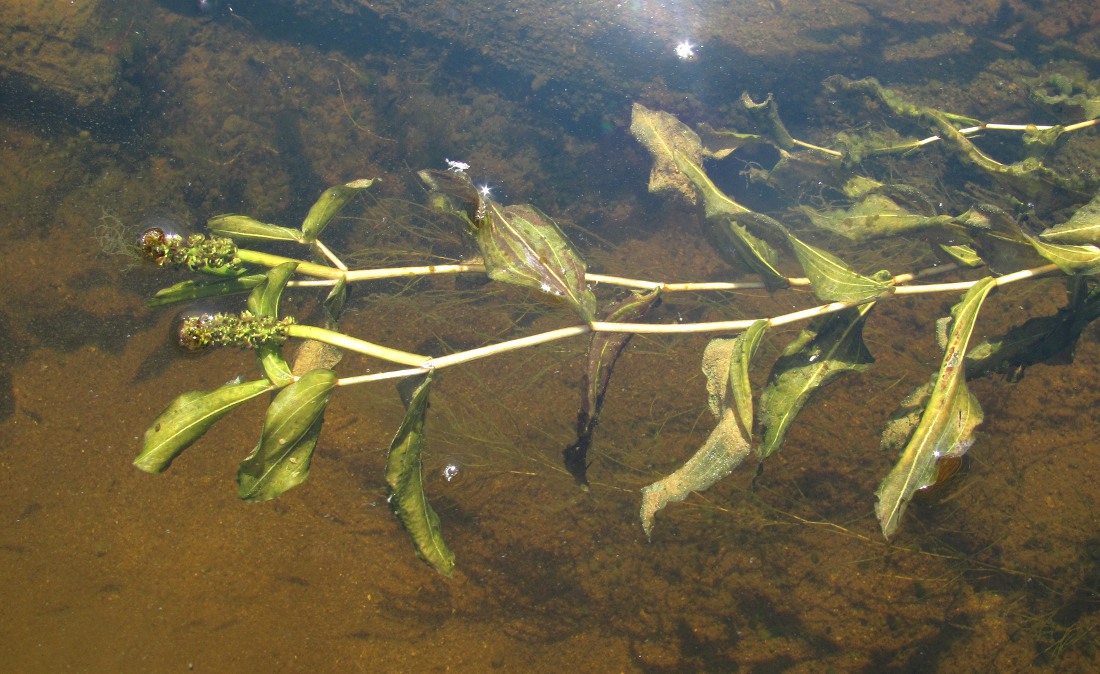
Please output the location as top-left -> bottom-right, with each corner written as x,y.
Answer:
287,324 -> 426,366
332,263 -> 1063,385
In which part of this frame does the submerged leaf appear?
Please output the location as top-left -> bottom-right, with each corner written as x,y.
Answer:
300,179 -> 375,243
135,379 -> 274,473
1040,191 -> 1100,245
801,192 -> 953,241
640,338 -> 751,537
565,288 -> 662,486
757,303 -> 876,460
786,233 -> 893,303
875,277 -> 996,539
477,201 -> 596,320
386,372 -> 455,576
237,368 -> 337,501
630,102 -> 704,205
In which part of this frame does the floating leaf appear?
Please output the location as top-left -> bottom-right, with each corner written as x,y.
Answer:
640,339 -> 752,538
237,368 -> 337,501
386,372 -> 455,576
875,277 -> 996,539
208,214 -> 303,243
135,378 -> 274,473
1040,191 -> 1100,245
300,179 -> 376,243
248,262 -> 299,387
786,233 -> 893,303
146,273 -> 266,307
757,303 -> 876,460
564,288 -> 662,486
630,102 -> 704,205
477,201 -> 596,320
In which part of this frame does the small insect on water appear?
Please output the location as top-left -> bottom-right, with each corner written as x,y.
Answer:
445,158 -> 470,173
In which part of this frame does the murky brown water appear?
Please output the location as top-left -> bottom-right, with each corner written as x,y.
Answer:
3,0 -> 1100,672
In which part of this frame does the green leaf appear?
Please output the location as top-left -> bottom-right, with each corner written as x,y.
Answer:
800,192 -> 953,241
207,214 -> 303,243
875,277 -> 996,539
757,303 -> 876,460
477,201 -> 596,321
954,204 -> 1048,274
135,379 -> 274,473
630,102 -> 705,205
727,319 -> 768,440
640,338 -> 752,538
565,288 -> 662,486
1040,191 -> 1100,245
248,262 -> 299,387
385,372 -> 455,576
787,233 -> 893,303
1028,238 -> 1100,276
237,368 -> 337,501
146,274 -> 266,307
248,261 -> 298,317
300,179 -> 376,243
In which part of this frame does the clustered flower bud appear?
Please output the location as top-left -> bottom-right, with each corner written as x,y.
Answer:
140,228 -> 242,273
178,311 -> 295,352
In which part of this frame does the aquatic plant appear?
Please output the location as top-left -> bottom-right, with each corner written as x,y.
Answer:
132,78 -> 1100,575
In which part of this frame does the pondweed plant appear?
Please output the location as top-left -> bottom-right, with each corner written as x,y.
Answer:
134,77 -> 1100,575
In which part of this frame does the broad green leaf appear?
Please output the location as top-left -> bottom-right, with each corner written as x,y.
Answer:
787,233 -> 893,303
957,204 -> 1049,275
135,378 -> 274,473
1040,191 -> 1100,245
147,274 -> 266,307
696,122 -> 765,159
673,150 -> 748,218
727,320 -> 768,440
1028,238 -> 1100,276
703,211 -> 789,290
937,244 -> 984,268
640,338 -> 752,538
386,372 -> 455,576
300,179 -> 376,243
477,201 -> 596,321
248,262 -> 299,387
208,215 -> 303,243
237,368 -> 337,501
875,277 -> 996,539
801,192 -> 953,241
248,261 -> 298,317
565,288 -> 662,487
757,303 -> 876,460
630,102 -> 705,205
